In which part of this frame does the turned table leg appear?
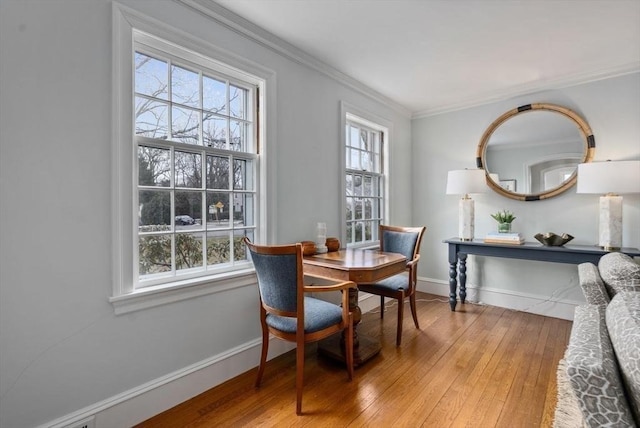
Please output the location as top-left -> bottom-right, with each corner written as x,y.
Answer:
459,253 -> 467,304
449,260 -> 458,311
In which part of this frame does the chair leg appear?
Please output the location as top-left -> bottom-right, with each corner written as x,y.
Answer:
296,342 -> 305,415
345,313 -> 354,381
380,296 -> 385,319
410,292 -> 420,329
255,323 -> 269,388
396,293 -> 405,347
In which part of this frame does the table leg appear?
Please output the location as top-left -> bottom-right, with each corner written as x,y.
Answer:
459,254 -> 467,304
318,287 -> 381,366
449,259 -> 458,311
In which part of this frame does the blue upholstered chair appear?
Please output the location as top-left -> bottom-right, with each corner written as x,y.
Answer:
244,237 -> 356,415
358,225 -> 426,346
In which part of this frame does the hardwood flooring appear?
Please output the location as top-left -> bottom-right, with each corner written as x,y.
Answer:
136,292 -> 572,427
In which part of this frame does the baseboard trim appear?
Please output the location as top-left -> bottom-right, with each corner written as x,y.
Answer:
417,277 -> 581,321
42,293 -> 379,428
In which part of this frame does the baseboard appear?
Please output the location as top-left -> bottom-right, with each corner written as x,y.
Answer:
417,277 -> 580,321
42,293 -> 379,428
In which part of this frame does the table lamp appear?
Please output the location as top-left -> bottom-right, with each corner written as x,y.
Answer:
446,169 -> 487,241
577,160 -> 640,251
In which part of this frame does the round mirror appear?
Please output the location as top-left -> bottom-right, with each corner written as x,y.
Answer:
476,103 -> 595,201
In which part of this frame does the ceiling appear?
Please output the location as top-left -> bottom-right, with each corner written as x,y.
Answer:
213,0 -> 640,116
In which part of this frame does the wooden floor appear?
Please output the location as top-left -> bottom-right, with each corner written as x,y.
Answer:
136,292 -> 572,428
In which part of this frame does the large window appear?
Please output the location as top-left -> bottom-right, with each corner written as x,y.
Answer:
133,33 -> 258,288
345,117 -> 385,246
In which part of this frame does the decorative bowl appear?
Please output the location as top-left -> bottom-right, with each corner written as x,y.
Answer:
325,237 -> 340,252
301,241 -> 316,256
534,232 -> 574,247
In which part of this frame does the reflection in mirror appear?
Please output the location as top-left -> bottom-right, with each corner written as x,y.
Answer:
477,103 -> 595,201
485,111 -> 584,194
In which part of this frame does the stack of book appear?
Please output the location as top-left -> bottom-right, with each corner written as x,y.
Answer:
484,231 -> 525,245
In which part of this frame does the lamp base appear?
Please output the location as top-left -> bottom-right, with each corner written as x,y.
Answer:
599,195 -> 622,250
458,197 -> 474,241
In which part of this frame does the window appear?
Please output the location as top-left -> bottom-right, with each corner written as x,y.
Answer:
133,33 -> 258,289
345,116 -> 385,246
111,5 -> 272,314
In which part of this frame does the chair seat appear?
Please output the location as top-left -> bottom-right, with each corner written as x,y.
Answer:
361,272 -> 409,294
266,297 -> 343,334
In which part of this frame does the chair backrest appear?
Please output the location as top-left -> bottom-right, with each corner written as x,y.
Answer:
379,225 -> 426,263
244,237 -> 303,316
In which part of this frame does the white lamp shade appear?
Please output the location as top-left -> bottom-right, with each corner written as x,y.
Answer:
577,160 -> 640,194
446,169 -> 487,195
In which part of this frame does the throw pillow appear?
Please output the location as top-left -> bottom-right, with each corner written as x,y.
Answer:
598,252 -> 640,297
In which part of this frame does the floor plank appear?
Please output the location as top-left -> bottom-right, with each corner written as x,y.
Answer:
135,292 -> 571,428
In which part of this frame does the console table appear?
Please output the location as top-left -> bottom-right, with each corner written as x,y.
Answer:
444,238 -> 640,311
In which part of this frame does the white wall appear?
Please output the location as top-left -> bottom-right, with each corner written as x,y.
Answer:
0,1 -> 411,427
413,72 -> 640,316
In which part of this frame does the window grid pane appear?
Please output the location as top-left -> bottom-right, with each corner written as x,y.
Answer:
135,53 -> 168,100
206,155 -> 230,190
203,115 -> 226,148
229,85 -> 247,119
135,97 -> 168,139
171,64 -> 199,108
138,146 -> 171,187
171,106 -> 200,145
175,151 -> 202,188
203,75 -> 226,114
139,234 -> 172,276
176,232 -> 205,272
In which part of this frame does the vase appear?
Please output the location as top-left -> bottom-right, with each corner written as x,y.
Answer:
498,222 -> 512,233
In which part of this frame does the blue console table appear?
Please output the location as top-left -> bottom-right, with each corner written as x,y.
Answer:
444,238 -> 640,311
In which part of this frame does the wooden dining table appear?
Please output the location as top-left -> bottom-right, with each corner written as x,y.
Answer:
303,248 -> 407,366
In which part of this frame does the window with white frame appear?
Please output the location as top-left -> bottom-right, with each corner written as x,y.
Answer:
345,117 -> 385,246
133,32 -> 259,289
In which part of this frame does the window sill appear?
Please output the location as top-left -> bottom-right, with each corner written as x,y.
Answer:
109,268 -> 256,315
348,242 -> 380,251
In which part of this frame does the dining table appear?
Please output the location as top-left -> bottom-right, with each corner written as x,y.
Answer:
303,248 -> 407,366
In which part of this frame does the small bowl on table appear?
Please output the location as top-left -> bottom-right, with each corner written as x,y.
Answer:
301,241 -> 316,256
534,232 -> 574,247
325,237 -> 340,252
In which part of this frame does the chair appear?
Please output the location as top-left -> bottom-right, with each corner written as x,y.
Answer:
244,237 -> 356,415
358,225 -> 426,347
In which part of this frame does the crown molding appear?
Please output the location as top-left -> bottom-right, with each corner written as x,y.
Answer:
412,62 -> 640,119
176,0 -> 412,118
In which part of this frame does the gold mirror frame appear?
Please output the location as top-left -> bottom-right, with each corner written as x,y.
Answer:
476,103 -> 595,201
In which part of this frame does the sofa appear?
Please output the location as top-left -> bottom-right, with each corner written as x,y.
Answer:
558,252 -> 640,427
